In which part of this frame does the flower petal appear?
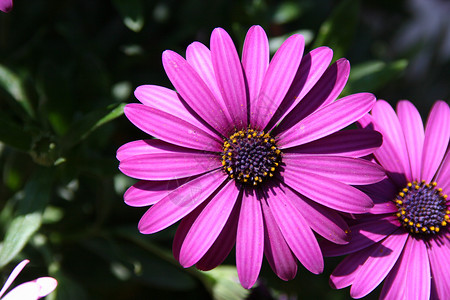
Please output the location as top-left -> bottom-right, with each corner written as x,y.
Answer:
210,28 -> 247,129
124,103 -> 222,152
0,260 -> 30,299
379,243 -> 408,300
282,168 -> 373,214
179,181 -> 240,267
435,150 -> 450,195
196,197 -> 241,271
284,129 -> 382,158
277,93 -> 375,149
273,58 -> 350,134
162,50 -> 231,135
138,170 -> 227,234
404,237 -> 430,300
267,184 -> 324,274
321,216 -> 400,257
372,100 -> 412,180
397,100 -> 425,181
125,178 -> 192,207
261,198 -> 297,281
329,248 -> 370,289
2,277 -> 57,300
427,237 -> 450,299
283,154 -> 385,185
185,42 -> 232,124
117,139 -> 204,162
289,191 -> 350,244
252,34 -> 305,130
266,47 -> 333,131
350,232 -> 408,299
134,85 -> 220,138
119,152 -> 221,180
421,100 -> 450,182
236,188 -> 264,288
242,25 -> 269,106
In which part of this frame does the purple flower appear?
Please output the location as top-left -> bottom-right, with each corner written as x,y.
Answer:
0,0 -> 12,13
117,25 -> 384,288
0,260 -> 57,300
322,100 -> 450,299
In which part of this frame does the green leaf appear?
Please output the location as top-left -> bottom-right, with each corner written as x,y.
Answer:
61,102 -> 125,149
0,65 -> 34,118
201,266 -> 250,300
0,112 -> 32,151
0,168 -> 53,268
313,0 -> 360,59
343,59 -> 408,95
112,0 -> 144,32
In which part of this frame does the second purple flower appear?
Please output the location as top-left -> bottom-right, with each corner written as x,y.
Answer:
117,25 -> 385,288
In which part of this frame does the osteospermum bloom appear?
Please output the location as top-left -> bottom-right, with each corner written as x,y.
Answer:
117,25 -> 385,288
322,100 -> 450,299
0,260 -> 57,300
0,0 -> 12,13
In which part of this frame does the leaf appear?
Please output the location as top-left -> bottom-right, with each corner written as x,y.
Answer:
61,102 -> 125,149
0,168 -> 53,268
201,266 -> 250,300
0,112 -> 32,151
112,0 -> 144,32
313,0 -> 360,59
0,64 -> 34,118
343,59 -> 408,95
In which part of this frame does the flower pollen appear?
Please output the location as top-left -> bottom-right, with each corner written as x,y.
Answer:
222,128 -> 281,186
395,180 -> 449,236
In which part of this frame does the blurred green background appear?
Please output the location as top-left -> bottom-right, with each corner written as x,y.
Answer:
0,0 -> 449,299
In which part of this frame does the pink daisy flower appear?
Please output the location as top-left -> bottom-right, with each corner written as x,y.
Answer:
0,260 -> 57,300
117,25 -> 385,288
322,100 -> 450,299
0,0 -> 12,13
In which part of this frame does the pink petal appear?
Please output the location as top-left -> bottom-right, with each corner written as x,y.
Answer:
321,216 -> 400,257
282,168 -> 373,214
284,129 -> 382,158
119,152 -> 221,180
124,103 -> 222,152
242,25 -> 269,106
358,178 -> 399,214
210,28 -> 247,129
252,34 -> 305,130
289,191 -> 350,244
0,0 -> 12,13
350,232 -> 408,299
277,93 -> 375,149
427,238 -> 450,299
273,58 -> 350,134
404,237 -> 430,300
185,42 -> 232,124
195,197 -> 241,271
397,100 -> 424,181
435,150 -> 450,194
0,260 -> 30,298
178,181 -> 240,267
124,178 -> 192,207
117,139 -> 205,162
162,50 -> 232,135
137,170 -> 227,234
372,100 -> 412,180
267,184 -> 324,274
173,200 -> 208,262
421,100 -> 450,182
266,47 -> 333,131
134,85 -> 220,138
379,244 -> 408,299
261,196 -> 297,281
236,188 -> 264,288
283,154 -> 385,185
329,248 -> 370,289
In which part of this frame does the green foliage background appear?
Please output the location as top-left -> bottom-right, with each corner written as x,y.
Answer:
0,0 -> 448,299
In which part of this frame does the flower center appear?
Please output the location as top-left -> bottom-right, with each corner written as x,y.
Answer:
221,128 -> 281,186
395,181 -> 449,235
